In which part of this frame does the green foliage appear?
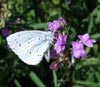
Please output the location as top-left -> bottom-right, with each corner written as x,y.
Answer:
0,0 -> 100,87
29,71 -> 47,87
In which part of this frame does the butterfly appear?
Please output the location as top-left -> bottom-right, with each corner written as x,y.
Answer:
6,30 -> 53,65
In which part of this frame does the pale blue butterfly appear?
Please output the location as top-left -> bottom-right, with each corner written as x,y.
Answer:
6,30 -> 53,65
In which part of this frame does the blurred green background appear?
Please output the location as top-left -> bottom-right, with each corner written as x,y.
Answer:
0,0 -> 100,87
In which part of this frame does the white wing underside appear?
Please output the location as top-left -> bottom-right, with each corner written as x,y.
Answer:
7,30 -> 51,65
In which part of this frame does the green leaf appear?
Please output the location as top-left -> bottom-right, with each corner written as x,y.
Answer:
91,33 -> 100,39
52,0 -> 60,5
87,15 -> 94,33
88,8 -> 97,33
74,80 -> 99,87
95,71 -> 100,84
52,71 -> 59,87
0,36 -> 3,45
92,44 -> 98,55
14,79 -> 22,87
75,58 -> 99,70
96,10 -> 100,23
98,0 -> 100,3
30,23 -> 47,30
70,27 -> 76,36
29,71 -> 47,87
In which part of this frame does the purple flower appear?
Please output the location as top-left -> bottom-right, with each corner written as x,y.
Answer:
54,33 -> 67,54
72,41 -> 86,58
78,33 -> 96,47
50,49 -> 59,59
48,18 -> 67,32
49,61 -> 59,71
58,17 -> 67,26
1,28 -> 11,37
48,20 -> 61,32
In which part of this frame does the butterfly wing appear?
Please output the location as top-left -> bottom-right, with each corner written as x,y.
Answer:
17,40 -> 50,65
7,30 -> 52,65
7,31 -> 46,53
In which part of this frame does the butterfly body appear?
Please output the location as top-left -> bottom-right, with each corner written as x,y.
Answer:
7,30 -> 53,65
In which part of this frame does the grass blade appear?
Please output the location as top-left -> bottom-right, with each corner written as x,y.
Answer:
29,71 -> 47,87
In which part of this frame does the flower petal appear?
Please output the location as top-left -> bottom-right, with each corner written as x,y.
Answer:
73,50 -> 81,58
84,40 -> 93,47
81,49 -> 86,58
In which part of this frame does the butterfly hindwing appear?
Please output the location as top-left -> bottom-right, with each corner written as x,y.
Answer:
17,40 -> 50,65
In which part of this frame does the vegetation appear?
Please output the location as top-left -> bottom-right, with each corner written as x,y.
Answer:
0,0 -> 100,87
